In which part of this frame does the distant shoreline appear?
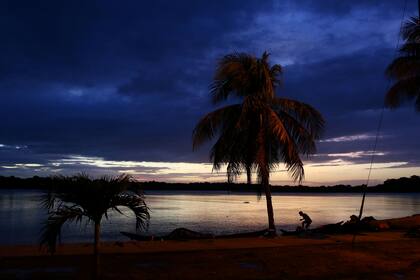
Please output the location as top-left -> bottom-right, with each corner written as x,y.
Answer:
0,175 -> 419,193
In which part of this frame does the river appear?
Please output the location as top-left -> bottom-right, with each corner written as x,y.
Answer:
1,189 -> 419,245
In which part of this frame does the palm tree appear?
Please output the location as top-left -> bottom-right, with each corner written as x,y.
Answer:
193,52 -> 324,234
385,16 -> 420,111
40,174 -> 150,278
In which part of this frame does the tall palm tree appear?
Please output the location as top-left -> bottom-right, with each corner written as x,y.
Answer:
385,16 -> 420,110
193,52 -> 324,234
40,174 -> 150,278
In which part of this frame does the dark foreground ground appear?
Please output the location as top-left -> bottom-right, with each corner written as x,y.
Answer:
0,231 -> 419,279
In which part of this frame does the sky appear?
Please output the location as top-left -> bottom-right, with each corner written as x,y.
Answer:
1,0 -> 419,185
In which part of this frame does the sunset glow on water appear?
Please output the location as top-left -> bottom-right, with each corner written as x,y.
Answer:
1,189 -> 419,245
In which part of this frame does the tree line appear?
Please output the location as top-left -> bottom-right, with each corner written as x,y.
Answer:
1,175 -> 419,193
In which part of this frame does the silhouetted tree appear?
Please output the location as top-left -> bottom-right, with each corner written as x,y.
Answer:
386,16 -> 420,111
193,52 -> 324,234
40,174 -> 149,278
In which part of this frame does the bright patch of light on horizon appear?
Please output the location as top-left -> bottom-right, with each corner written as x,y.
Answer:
1,163 -> 43,169
308,160 -> 407,168
51,155 -> 213,174
0,143 -> 27,149
1,154 -> 418,185
319,133 -> 378,143
326,151 -> 386,158
309,159 -> 352,166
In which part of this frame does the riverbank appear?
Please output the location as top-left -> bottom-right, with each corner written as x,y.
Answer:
1,231 -> 419,279
1,175 -> 419,193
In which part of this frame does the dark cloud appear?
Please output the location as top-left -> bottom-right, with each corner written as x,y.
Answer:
0,0 -> 272,86
283,48 -> 393,114
0,0 -> 419,182
281,0 -> 416,16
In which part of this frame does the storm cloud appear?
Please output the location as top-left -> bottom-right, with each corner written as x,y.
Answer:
0,0 -> 419,184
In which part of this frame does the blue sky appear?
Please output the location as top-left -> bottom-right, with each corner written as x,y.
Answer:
1,0 -> 419,185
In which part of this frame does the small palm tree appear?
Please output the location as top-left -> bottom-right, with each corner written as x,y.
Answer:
386,16 -> 420,111
193,52 -> 324,234
40,174 -> 150,277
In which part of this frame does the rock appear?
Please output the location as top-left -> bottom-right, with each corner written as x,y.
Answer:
314,221 -> 344,234
361,216 -> 376,223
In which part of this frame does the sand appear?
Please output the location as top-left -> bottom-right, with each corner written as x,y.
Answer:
0,231 -> 419,279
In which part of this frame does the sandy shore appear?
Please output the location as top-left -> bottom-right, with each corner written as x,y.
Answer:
1,230 -> 419,279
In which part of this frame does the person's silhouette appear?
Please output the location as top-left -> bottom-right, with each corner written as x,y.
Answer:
299,211 -> 312,230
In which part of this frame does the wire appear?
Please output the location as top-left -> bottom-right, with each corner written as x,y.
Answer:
352,0 -> 409,245
358,0 -> 409,220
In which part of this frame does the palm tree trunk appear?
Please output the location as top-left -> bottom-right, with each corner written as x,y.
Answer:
246,166 -> 252,185
262,170 -> 276,235
257,120 -> 276,235
94,221 -> 101,279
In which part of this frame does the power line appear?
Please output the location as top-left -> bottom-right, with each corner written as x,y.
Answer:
352,0 -> 409,245
357,0 -> 409,221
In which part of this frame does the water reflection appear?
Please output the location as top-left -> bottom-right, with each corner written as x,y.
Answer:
0,189 -> 419,245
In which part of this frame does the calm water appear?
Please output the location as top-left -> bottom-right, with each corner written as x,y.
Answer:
0,189 -> 419,245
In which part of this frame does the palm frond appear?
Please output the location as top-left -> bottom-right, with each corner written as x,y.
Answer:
40,206 -> 86,254
276,110 -> 316,156
284,155 -> 304,182
398,42 -> 420,57
401,17 -> 420,42
226,162 -> 242,183
40,174 -> 150,252
416,95 -> 420,111
210,135 -> 234,171
385,76 -> 420,109
111,192 -> 150,230
192,104 -> 242,150
258,51 -> 279,100
267,109 -> 305,181
267,109 -> 294,146
211,52 -> 257,103
385,16 -> 420,112
270,64 -> 283,87
40,191 -> 57,212
386,55 -> 420,80
208,101 -> 259,179
273,98 -> 324,138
